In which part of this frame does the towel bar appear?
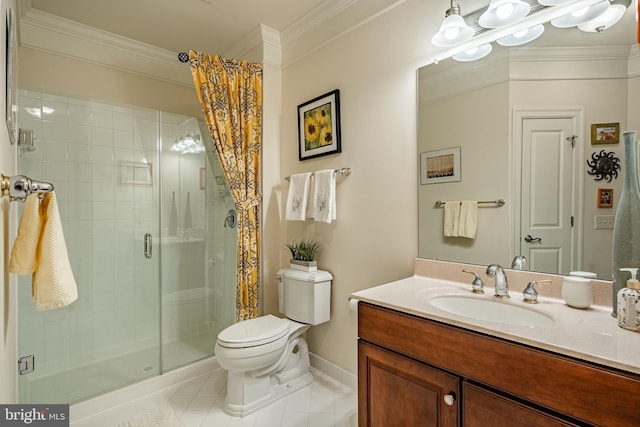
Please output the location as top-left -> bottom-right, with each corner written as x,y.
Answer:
1,174 -> 54,201
434,199 -> 505,207
285,167 -> 351,182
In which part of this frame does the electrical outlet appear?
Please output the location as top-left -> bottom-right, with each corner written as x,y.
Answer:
594,215 -> 614,229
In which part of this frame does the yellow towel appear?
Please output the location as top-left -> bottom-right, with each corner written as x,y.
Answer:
9,192 -> 78,311
8,194 -> 40,275
443,201 -> 461,237
458,201 -> 478,239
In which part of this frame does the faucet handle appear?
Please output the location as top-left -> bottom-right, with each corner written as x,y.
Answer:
462,269 -> 485,294
523,279 -> 552,304
511,255 -> 527,270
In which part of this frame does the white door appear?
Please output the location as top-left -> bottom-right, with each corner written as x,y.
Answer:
519,116 -> 577,274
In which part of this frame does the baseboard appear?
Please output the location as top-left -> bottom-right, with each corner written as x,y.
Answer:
309,352 -> 357,390
70,357 -> 220,422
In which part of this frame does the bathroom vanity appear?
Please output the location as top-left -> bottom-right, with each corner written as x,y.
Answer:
353,267 -> 640,426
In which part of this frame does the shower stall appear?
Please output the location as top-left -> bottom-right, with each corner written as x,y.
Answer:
15,89 -> 236,404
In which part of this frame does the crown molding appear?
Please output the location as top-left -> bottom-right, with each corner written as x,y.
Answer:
419,44 -> 637,104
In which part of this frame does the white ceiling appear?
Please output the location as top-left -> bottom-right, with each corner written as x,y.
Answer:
26,0 -> 399,56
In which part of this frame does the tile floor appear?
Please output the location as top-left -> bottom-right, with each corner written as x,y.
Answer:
72,368 -> 358,427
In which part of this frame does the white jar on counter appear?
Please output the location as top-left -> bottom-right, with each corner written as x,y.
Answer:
562,276 -> 593,309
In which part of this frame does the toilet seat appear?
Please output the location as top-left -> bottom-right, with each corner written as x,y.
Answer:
217,314 -> 290,348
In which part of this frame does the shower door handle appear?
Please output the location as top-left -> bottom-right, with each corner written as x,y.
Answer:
144,233 -> 152,259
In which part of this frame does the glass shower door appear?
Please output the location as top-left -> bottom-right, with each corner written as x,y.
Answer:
159,114 -> 236,371
17,91 -> 162,403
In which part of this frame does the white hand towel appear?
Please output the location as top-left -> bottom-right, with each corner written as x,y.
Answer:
9,192 -> 78,311
458,201 -> 478,239
286,173 -> 311,221
310,170 -> 336,223
443,201 -> 461,237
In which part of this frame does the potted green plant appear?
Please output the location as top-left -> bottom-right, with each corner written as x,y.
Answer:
285,239 -> 321,272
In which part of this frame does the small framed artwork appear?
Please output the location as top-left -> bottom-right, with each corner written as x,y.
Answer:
597,188 -> 613,208
420,147 -> 461,185
5,8 -> 17,145
121,162 -> 152,185
199,167 -> 206,190
297,89 -> 341,161
591,123 -> 620,145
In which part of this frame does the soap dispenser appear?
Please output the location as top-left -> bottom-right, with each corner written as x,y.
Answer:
617,268 -> 640,332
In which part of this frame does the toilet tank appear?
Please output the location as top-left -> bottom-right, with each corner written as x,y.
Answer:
277,268 -> 332,325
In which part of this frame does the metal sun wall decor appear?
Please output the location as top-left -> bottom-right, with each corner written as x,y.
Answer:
587,150 -> 620,182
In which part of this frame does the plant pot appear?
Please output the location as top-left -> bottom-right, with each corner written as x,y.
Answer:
290,259 -> 317,272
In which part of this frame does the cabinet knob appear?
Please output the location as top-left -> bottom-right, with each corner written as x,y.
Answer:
444,393 -> 456,406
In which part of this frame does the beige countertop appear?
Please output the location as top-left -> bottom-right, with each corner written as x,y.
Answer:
352,273 -> 640,375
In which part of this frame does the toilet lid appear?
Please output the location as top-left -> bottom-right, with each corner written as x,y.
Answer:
217,314 -> 289,348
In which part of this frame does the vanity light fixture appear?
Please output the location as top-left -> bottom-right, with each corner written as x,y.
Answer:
171,129 -> 204,154
427,0 -> 628,64
431,0 -> 475,47
577,0 -> 631,32
478,0 -> 532,28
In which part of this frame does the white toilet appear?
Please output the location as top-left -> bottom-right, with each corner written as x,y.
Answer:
214,268 -> 332,416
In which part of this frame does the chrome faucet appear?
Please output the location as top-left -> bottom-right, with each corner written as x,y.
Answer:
486,264 -> 510,298
511,255 -> 527,270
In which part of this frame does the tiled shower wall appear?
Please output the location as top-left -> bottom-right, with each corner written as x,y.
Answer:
17,90 -> 162,375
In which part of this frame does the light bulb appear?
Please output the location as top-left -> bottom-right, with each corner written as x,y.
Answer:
496,3 -> 514,20
445,27 -> 460,40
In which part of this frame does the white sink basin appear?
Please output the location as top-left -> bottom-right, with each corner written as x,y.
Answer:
429,296 -> 555,327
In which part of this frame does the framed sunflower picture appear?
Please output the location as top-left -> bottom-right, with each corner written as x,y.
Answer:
297,89 -> 341,161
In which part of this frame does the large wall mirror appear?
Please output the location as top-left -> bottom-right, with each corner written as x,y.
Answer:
417,3 -> 639,280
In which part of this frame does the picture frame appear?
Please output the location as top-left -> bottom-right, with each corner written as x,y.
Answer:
591,122 -> 620,145
5,7 -> 17,145
121,162 -> 153,185
297,89 -> 341,161
199,167 -> 206,190
597,188 -> 613,208
420,147 -> 461,184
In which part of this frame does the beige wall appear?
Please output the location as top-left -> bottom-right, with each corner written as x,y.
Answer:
272,3 -> 429,374
19,48 -> 201,118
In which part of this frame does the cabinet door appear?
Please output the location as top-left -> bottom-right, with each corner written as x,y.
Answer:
463,382 -> 581,427
358,341 -> 459,427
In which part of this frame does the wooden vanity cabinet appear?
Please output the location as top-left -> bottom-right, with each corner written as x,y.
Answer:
358,341 -> 459,426
358,302 -> 640,427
